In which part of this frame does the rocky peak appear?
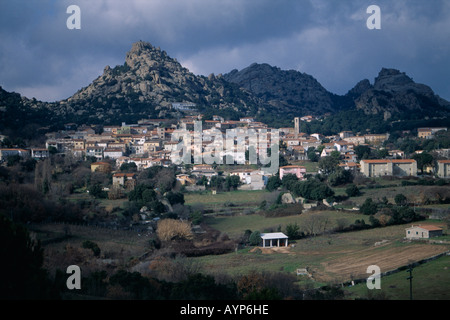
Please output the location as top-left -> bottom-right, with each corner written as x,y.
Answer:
57,41 -> 264,123
352,68 -> 448,118
223,62 -> 335,115
373,68 -> 416,91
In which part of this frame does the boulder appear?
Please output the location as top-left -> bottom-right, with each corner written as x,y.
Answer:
281,193 -> 296,204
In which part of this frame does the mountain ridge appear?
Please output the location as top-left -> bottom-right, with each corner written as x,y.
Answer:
1,41 -> 449,135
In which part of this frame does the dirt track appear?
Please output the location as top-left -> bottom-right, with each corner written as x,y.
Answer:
250,246 -> 293,254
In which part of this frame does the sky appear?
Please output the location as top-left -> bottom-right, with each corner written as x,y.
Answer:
0,0 -> 449,102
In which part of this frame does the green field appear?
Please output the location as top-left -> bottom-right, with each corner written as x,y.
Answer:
205,210 -> 360,239
290,160 -> 319,173
344,255 -> 450,300
184,190 -> 268,206
190,219 -> 449,290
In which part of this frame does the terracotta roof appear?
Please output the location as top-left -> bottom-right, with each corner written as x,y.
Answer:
91,162 -> 110,166
113,173 -> 136,177
408,225 -> 443,231
0,148 -> 29,152
361,159 -> 416,164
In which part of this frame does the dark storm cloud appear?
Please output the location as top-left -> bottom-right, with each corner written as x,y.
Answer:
0,0 -> 449,102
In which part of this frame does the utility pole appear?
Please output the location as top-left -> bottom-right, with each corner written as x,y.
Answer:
406,265 -> 413,300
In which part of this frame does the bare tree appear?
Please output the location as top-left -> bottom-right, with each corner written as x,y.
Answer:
302,215 -> 330,237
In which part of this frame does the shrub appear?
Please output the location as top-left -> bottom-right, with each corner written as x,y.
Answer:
394,194 -> 408,206
82,240 -> 101,257
328,169 -> 353,186
249,231 -> 261,246
157,219 -> 193,242
281,174 -> 298,191
293,179 -> 334,201
285,222 -> 301,240
266,175 -> 281,192
346,184 -> 361,197
360,198 -> 378,215
189,211 -> 203,225
166,191 -> 185,205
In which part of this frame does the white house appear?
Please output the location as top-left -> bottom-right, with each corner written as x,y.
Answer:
0,148 -> 31,161
405,225 -> 443,239
103,148 -> 123,160
260,232 -> 289,248
31,148 -> 50,159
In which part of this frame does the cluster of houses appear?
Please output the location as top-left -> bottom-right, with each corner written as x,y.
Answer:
1,113 -> 449,190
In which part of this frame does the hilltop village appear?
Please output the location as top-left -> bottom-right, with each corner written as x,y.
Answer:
1,110 -> 449,190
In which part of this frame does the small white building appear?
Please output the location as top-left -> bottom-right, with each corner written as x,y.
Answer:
260,232 -> 289,248
103,148 -> 123,160
405,225 -> 443,239
31,148 -> 50,159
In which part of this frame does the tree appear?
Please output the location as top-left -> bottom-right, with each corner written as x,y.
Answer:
225,175 -> 241,191
400,139 -> 419,154
196,176 -> 208,186
154,167 -> 177,193
108,270 -> 154,300
330,150 -> 341,161
210,175 -> 225,191
89,183 -> 106,199
6,155 -> 21,167
285,222 -> 301,240
166,191 -> 185,206
120,162 -> 137,172
394,193 -> 408,206
189,211 -> 203,225
377,148 -> 389,159
150,200 -> 166,215
281,173 -> 298,191
266,175 -> 281,192
0,215 -> 57,299
354,145 -> 371,161
302,215 -> 329,237
249,231 -> 261,246
142,188 -> 157,203
129,184 -> 154,202
412,152 -> 434,174
82,240 -> 101,257
307,147 -> 319,162
360,198 -> 378,215
293,179 -> 334,201
48,146 -> 58,155
318,156 -> 339,175
346,184 -> 361,197
328,168 -> 353,186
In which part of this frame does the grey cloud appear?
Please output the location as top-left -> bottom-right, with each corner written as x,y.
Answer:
0,0 -> 449,102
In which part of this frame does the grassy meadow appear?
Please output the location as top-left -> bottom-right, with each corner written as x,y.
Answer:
344,254 -> 450,300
